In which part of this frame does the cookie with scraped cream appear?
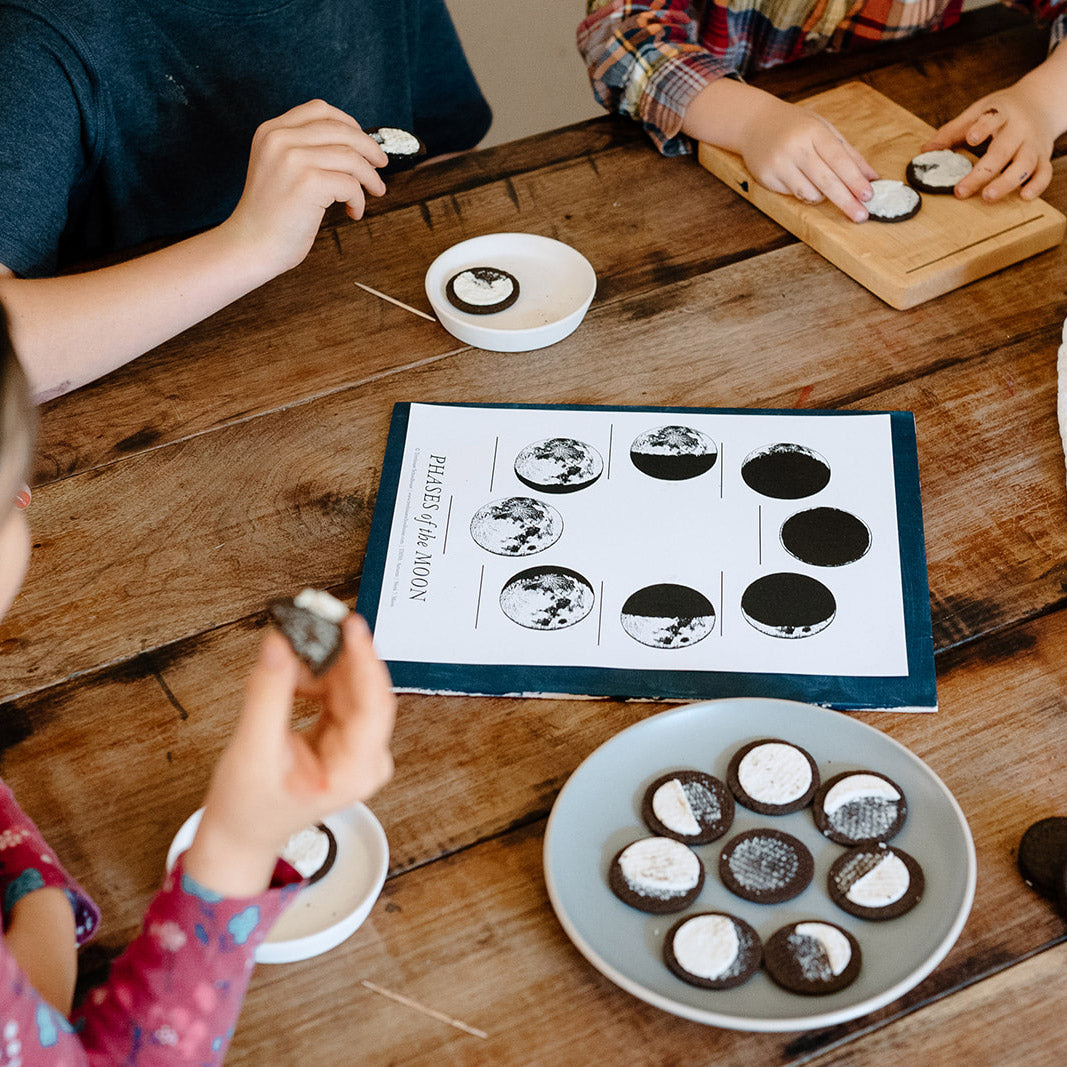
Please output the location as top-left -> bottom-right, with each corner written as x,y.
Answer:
663,912 -> 762,990
828,842 -> 924,920
641,770 -> 734,844
764,920 -> 862,995
608,836 -> 704,914
268,588 -> 350,675
813,770 -> 907,846
865,179 -> 921,222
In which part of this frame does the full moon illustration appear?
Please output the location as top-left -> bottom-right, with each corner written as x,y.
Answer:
740,572 -> 836,638
470,497 -> 564,556
513,438 -> 604,494
780,507 -> 871,567
499,566 -> 595,630
629,425 -> 718,480
741,443 -> 831,499
620,583 -> 715,648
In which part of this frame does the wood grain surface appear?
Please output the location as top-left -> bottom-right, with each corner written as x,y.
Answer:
2,8 -> 1066,1064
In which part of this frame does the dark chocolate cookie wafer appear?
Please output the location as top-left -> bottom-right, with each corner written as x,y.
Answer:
268,588 -> 350,675
813,770 -> 907,846
864,179 -> 921,222
764,920 -> 862,995
828,843 -> 924,920
727,739 -> 819,815
609,836 -> 704,914
446,267 -> 520,315
905,149 -> 972,194
642,770 -> 734,844
663,912 -> 762,990
718,828 -> 814,904
1018,816 -> 1067,898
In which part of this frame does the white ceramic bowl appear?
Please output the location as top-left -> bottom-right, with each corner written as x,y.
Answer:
166,803 -> 389,963
425,232 -> 596,352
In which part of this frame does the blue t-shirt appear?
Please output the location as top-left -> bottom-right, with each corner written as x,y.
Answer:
0,0 -> 491,276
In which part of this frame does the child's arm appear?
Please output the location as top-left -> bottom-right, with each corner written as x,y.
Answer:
0,99 -> 388,404
923,39 -> 1067,202
4,887 -> 76,1013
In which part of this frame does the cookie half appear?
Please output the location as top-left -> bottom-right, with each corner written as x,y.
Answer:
609,836 -> 704,914
813,770 -> 907,846
764,920 -> 862,995
367,126 -> 426,172
268,588 -> 350,674
445,267 -> 520,315
1017,816 -> 1067,898
663,912 -> 762,990
727,738 -> 820,815
828,843 -> 924,920
865,179 -> 921,223
718,827 -> 814,904
282,823 -> 338,887
642,770 -> 734,844
906,149 -> 972,194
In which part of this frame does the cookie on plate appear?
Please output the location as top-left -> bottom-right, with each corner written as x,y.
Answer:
642,770 -> 734,844
609,836 -> 704,914
764,920 -> 862,995
813,770 -> 907,846
906,149 -> 973,194
828,842 -> 924,920
727,738 -> 820,815
268,588 -> 350,675
1018,816 -> 1067,898
445,267 -> 520,315
663,912 -> 762,990
864,179 -> 921,223
282,823 -> 338,887
718,827 -> 814,904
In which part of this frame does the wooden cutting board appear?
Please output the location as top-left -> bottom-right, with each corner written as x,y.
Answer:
698,81 -> 1066,309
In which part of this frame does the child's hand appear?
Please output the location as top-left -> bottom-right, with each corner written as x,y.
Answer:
740,96 -> 878,223
924,82 -> 1055,202
221,99 -> 389,276
184,614 -> 396,898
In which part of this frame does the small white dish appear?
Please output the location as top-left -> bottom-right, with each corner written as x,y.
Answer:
425,232 -> 596,352
166,803 -> 389,964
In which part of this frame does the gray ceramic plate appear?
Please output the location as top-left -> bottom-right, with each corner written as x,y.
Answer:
543,697 -> 975,1031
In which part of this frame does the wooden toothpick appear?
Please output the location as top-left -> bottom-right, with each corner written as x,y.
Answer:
354,281 -> 437,322
360,979 -> 488,1039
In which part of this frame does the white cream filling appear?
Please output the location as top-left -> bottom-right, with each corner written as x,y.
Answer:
738,743 -> 812,804
823,774 -> 900,815
619,837 -> 700,897
282,826 -> 330,878
795,922 -> 851,976
910,149 -> 973,187
673,915 -> 740,979
652,779 -> 701,836
866,179 -> 920,219
294,588 -> 350,624
845,852 -> 910,907
452,270 -> 515,307
371,127 -> 421,155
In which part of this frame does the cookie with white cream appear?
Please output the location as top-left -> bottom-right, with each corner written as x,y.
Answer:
813,770 -> 907,846
865,179 -> 921,223
727,738 -> 819,815
268,588 -> 350,675
366,126 -> 426,172
764,920 -> 862,995
608,836 -> 704,913
828,842 -> 924,920
445,267 -> 520,315
663,912 -> 762,990
641,770 -> 734,844
906,149 -> 973,194
281,823 -> 338,886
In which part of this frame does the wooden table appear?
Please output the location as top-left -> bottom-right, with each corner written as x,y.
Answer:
3,8 -> 1066,1062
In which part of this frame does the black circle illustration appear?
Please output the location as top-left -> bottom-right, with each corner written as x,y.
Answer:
740,572 -> 836,638
621,583 -> 716,648
470,497 -> 563,556
741,443 -> 830,499
499,566 -> 595,630
514,437 -> 604,494
629,425 -> 718,481
780,507 -> 871,567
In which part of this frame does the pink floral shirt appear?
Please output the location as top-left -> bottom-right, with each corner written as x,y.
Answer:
0,780 -> 301,1065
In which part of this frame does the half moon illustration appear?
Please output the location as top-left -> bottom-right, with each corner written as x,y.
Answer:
629,425 -> 718,481
470,497 -> 564,556
499,566 -> 595,630
741,443 -> 831,499
621,583 -> 716,648
740,572 -> 836,638
780,507 -> 871,567
513,438 -> 604,494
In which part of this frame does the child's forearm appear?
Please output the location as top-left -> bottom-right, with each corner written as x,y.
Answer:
680,78 -> 774,151
1016,40 -> 1067,138
5,887 -> 77,1014
0,222 -> 280,404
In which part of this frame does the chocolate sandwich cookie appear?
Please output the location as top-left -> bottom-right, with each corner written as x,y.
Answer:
864,179 -> 921,223
906,149 -> 973,194
282,823 -> 338,887
268,588 -> 350,675
727,739 -> 820,815
813,770 -> 907,846
828,843 -> 924,920
642,770 -> 734,844
764,920 -> 862,995
366,126 -> 426,173
609,836 -> 704,914
718,828 -> 814,904
446,267 -> 520,315
663,912 -> 762,990
1017,816 -> 1067,899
